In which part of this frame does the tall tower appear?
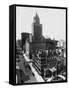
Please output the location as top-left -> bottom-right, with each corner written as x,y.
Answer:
32,13 -> 42,43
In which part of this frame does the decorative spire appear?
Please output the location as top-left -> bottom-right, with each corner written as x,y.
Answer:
34,12 -> 40,24
35,12 -> 39,19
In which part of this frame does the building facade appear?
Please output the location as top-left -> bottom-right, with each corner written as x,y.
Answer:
31,13 -> 58,77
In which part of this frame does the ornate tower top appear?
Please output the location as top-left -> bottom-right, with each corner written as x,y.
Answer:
34,12 -> 40,24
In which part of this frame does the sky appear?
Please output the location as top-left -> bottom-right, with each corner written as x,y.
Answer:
16,6 -> 66,41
